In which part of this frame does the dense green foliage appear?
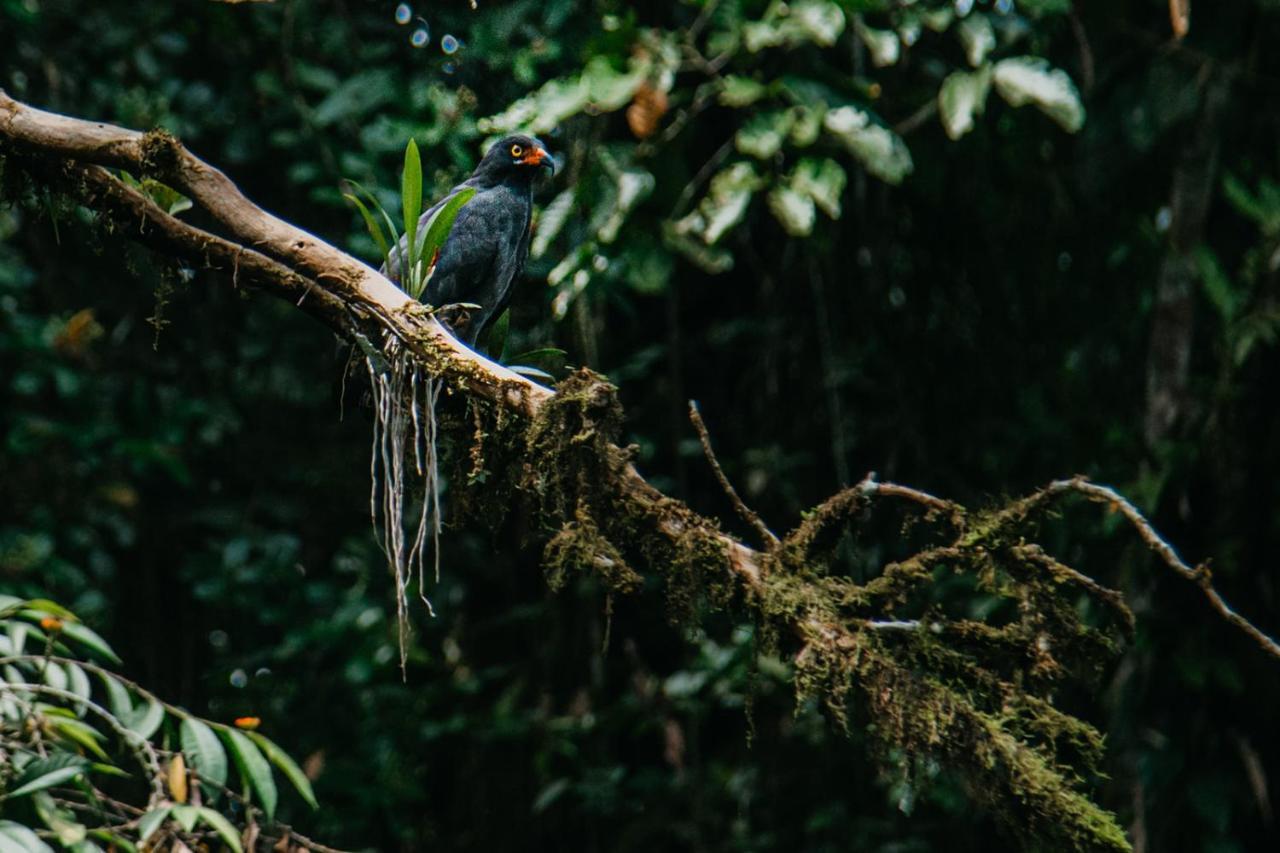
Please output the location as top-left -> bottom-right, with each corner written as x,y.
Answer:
2,1 -> 1279,850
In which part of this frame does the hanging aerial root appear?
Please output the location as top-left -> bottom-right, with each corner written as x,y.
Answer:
366,337 -> 443,676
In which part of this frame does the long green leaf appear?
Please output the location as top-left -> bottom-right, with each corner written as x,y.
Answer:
247,731 -> 318,810
87,829 -> 137,853
196,807 -> 243,853
402,138 -> 424,283
0,819 -> 55,853
346,179 -> 401,265
343,192 -> 391,261
59,622 -> 122,665
170,804 -> 199,833
122,697 -> 164,740
5,764 -> 85,799
220,727 -> 278,819
49,720 -> 108,761
97,672 -> 132,720
416,187 -> 477,294
180,717 -> 229,794
136,807 -> 169,844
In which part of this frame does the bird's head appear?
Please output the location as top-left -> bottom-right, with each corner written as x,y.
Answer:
473,134 -> 555,185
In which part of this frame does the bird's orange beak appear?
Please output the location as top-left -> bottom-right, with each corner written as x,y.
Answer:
522,145 -> 555,173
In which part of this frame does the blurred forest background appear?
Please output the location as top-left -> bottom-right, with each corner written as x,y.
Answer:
2,0 -> 1279,850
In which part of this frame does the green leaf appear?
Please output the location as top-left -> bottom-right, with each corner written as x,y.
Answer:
49,720 -> 109,761
718,76 -> 768,108
791,158 -> 847,219
7,621 -> 29,655
180,717 -> 229,794
5,764 -> 86,799
40,662 -> 67,693
767,184 -> 816,236
32,791 -> 85,846
247,731 -> 319,810
58,622 -> 121,664
0,820 -> 55,853
221,727 -> 278,819
957,14 -> 995,67
196,808 -> 243,853
344,191 -> 392,262
823,106 -> 913,184
97,672 -> 132,720
401,138 -> 424,288
170,804 -> 200,833
20,600 -> 78,621
674,162 -> 764,247
938,65 -> 993,140
66,664 -> 92,708
735,110 -> 795,160
86,830 -> 136,853
122,696 -> 164,740
855,20 -> 899,67
414,187 -> 477,299
136,807 -> 170,844
992,56 -> 1086,133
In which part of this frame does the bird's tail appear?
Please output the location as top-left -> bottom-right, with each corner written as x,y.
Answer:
366,336 -> 442,678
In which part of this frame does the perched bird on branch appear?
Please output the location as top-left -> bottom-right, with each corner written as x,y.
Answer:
383,134 -> 554,345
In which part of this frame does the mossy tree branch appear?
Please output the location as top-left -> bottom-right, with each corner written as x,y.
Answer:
4,91 -> 1277,852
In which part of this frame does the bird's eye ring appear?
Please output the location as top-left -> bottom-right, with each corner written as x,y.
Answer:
510,144 -> 523,157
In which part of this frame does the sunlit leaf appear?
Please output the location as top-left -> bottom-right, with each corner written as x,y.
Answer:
718,76 -> 768,108
855,20 -> 899,67
50,719 -> 109,761
767,184 -> 816,236
415,187 -> 477,300
735,110 -> 795,160
674,162 -> 764,247
992,56 -> 1086,132
823,106 -> 913,184
791,158 -> 847,219
938,65 -> 993,140
957,14 -> 996,67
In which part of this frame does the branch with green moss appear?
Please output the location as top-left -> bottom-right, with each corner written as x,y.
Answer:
4,90 -> 1278,852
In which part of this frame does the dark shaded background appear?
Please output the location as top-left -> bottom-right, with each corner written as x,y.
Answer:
2,1 -> 1278,850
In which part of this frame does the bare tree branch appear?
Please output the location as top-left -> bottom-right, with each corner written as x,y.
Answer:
688,400 -> 779,549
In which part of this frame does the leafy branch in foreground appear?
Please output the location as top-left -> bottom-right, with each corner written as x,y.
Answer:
0,596 -> 322,853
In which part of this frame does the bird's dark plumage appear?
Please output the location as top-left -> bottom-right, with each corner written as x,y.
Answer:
383,134 -> 553,345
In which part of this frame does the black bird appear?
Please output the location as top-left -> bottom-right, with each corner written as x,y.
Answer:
383,134 -> 554,345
